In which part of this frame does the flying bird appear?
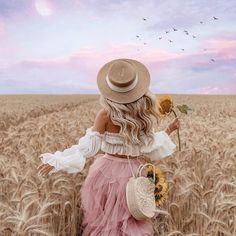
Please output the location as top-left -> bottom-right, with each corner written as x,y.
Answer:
200,21 -> 204,24
143,42 -> 147,45
165,31 -> 169,34
192,35 -> 196,38
143,18 -> 147,21
173,28 -> 178,31
158,37 -> 162,40
136,35 -> 140,38
168,39 -> 173,43
210,58 -> 215,62
213,16 -> 218,20
184,30 -> 189,35
181,48 -> 185,51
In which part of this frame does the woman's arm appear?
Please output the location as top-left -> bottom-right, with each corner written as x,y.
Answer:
37,109 -> 109,176
141,130 -> 177,163
164,126 -> 172,136
164,117 -> 180,136
141,118 -> 180,162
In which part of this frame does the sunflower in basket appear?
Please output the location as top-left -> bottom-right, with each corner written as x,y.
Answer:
145,165 -> 168,207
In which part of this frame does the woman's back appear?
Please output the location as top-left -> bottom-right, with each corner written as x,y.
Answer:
105,110 -> 121,134
104,111 -> 132,158
37,58 -> 179,236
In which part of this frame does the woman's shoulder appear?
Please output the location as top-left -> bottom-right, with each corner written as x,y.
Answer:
97,108 -> 109,119
91,109 -> 109,134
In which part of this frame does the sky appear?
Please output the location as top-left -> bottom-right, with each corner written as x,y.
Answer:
0,0 -> 236,95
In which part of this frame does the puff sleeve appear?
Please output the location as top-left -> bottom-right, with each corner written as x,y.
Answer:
39,126 -> 104,174
140,131 -> 176,162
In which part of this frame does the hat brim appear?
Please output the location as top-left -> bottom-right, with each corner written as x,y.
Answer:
97,58 -> 150,104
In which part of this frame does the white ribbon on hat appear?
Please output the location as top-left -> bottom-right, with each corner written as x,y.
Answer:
105,73 -> 138,93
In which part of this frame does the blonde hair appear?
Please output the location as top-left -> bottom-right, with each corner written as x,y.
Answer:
99,90 -> 159,146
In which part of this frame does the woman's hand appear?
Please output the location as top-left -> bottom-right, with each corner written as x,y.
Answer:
37,163 -> 55,177
166,117 -> 180,134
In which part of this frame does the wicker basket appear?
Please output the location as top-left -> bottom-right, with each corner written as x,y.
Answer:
126,156 -> 157,220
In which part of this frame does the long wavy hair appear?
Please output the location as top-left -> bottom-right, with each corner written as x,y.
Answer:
99,90 -> 160,146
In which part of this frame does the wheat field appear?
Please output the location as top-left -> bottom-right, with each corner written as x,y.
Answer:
0,94 -> 235,236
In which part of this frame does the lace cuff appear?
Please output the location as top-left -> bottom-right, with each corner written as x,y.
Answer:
39,145 -> 86,174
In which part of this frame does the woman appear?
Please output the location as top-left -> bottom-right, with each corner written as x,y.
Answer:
37,58 -> 180,235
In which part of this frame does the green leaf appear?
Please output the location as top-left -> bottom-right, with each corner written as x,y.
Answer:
182,104 -> 192,110
176,105 -> 187,114
176,104 -> 193,114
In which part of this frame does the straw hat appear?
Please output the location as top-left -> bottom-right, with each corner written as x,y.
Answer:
97,58 -> 150,104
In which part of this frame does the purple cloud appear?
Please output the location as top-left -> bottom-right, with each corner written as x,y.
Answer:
0,0 -> 236,94
0,0 -> 34,18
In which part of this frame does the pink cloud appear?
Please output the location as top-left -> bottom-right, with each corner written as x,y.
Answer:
207,39 -> 236,50
204,38 -> 236,60
197,83 -> 236,94
183,37 -> 236,70
15,42 -> 184,75
0,19 -> 5,35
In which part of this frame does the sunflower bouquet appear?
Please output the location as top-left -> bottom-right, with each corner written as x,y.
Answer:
145,164 -> 168,207
156,95 -> 192,151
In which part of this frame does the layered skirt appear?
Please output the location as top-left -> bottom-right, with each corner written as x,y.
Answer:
80,153 -> 154,236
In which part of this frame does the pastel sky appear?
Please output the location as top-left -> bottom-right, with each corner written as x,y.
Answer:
0,0 -> 236,95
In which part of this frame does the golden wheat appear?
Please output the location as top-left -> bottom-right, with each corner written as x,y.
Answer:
0,94 -> 235,236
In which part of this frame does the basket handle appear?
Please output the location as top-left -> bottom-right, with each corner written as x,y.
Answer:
137,163 -> 156,184
127,155 -> 149,178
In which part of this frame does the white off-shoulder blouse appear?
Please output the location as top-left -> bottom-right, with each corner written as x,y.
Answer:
39,126 -> 176,174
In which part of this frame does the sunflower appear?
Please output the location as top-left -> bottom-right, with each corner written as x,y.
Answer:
156,95 -> 173,118
145,165 -> 168,207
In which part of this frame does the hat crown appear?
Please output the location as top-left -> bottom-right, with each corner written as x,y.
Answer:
108,60 -> 136,87
97,58 -> 150,104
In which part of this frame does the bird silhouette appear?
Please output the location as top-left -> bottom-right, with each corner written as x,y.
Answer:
200,21 -> 204,24
183,30 -> 189,35
158,37 -> 162,40
168,39 -> 173,43
143,18 -> 147,21
213,16 -> 218,20
143,42 -> 147,45
192,35 -> 196,38
136,35 -> 140,38
181,48 -> 185,51
165,31 -> 169,34
173,28 -> 178,31
210,59 -> 215,62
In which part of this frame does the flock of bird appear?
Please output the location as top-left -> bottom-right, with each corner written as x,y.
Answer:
136,16 -> 220,63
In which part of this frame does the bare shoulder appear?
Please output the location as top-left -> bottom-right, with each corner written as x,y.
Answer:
91,109 -> 109,134
99,108 -> 109,117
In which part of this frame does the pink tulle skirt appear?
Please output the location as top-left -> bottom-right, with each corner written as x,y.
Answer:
79,153 -> 154,236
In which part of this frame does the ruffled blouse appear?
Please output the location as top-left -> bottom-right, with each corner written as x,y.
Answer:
39,126 -> 176,174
